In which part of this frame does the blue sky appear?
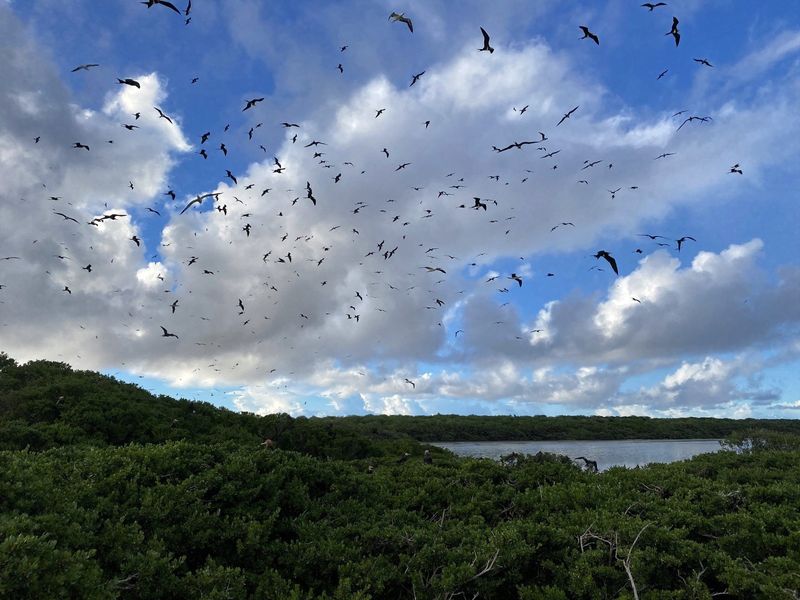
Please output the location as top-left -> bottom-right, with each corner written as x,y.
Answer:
1,0 -> 799,418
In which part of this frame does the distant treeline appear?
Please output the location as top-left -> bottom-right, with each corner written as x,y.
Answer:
3,354 -> 799,457
318,414 -> 800,442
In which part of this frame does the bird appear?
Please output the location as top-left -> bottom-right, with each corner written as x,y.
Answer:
574,456 -> 598,473
375,108 -> 386,118
479,27 -> 494,53
225,170 -> 238,185
403,378 -> 416,388
410,71 -> 425,86
557,106 -> 579,126
220,143 -> 228,156
242,97 -> 264,111
160,326 -> 179,339
423,450 -> 432,464
666,17 -> 680,46
71,63 -> 100,72
154,107 -> 173,124
579,26 -> 599,45
142,0 -> 182,14
593,250 -> 619,275
337,63 -> 343,74
509,273 -> 523,287
389,12 -> 413,32
180,192 -> 222,214
730,163 -> 743,174
677,115 -> 712,131
130,236 -> 141,247
675,236 -> 696,251
657,68 -> 669,80
694,58 -> 714,67
53,211 -> 79,223
117,78 -> 141,88
641,2 -> 667,10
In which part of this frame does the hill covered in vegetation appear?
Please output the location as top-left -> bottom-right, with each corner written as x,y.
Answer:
1,354 -> 799,598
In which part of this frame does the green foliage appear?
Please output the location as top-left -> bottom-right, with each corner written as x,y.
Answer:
2,353 -> 800,598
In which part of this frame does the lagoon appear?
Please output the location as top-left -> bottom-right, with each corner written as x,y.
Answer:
432,438 -> 722,471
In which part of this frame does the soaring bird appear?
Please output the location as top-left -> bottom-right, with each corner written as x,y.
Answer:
579,26 -> 599,45
730,163 -> 743,174
509,273 -> 523,287
72,63 -> 99,72
180,192 -> 222,215
142,0 -> 182,14
160,326 -> 179,339
73,142 -> 90,151
154,107 -> 173,124
641,2 -> 667,10
666,17 -> 680,46
593,250 -> 619,275
557,105 -> 579,126
242,97 -> 264,111
410,71 -> 425,86
693,57 -> 714,67
117,78 -> 141,88
389,12 -> 413,32
479,27 -> 494,53
675,236 -> 696,251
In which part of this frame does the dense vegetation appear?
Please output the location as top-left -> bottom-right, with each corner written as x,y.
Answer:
2,354 -> 799,598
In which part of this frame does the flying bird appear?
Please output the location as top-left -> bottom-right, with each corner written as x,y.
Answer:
71,63 -> 99,72
180,192 -> 222,214
641,2 -> 667,10
666,17 -> 680,46
160,326 -> 179,339
730,163 -> 743,174
657,68 -> 669,80
142,0 -> 182,15
557,105 -> 579,126
242,97 -> 264,111
479,27 -> 494,53
410,71 -> 425,86
117,78 -> 141,88
154,107 -> 173,124
389,12 -> 413,32
693,58 -> 714,67
593,250 -> 619,275
675,236 -> 696,251
579,26 -> 599,45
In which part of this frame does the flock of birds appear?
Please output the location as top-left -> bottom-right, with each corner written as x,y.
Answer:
2,2 -> 746,392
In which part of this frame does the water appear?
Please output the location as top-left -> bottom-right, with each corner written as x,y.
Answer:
431,439 -> 722,471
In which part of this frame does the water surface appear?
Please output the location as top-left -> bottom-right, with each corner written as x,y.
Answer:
432,439 -> 721,471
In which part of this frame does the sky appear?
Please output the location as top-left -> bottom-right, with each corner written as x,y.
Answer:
1,0 -> 799,419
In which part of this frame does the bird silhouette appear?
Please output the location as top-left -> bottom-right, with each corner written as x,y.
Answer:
579,26 -> 599,45
666,17 -> 680,46
593,250 -> 619,275
479,27 -> 494,53
389,12 -> 413,32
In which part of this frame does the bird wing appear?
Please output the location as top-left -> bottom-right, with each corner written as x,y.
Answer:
480,27 -> 490,46
604,254 -> 619,274
156,0 -> 182,14
180,197 -> 202,214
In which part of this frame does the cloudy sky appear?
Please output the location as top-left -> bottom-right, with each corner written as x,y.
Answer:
1,0 -> 799,418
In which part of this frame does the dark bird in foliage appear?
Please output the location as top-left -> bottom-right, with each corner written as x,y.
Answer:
479,27 -> 494,53
574,456 -> 598,473
424,450 -> 433,464
579,26 -> 599,45
593,250 -> 619,275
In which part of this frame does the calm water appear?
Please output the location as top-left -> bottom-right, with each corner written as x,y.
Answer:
431,439 -> 722,471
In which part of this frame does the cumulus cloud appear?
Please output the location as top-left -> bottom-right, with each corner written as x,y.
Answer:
1,5 -> 799,418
